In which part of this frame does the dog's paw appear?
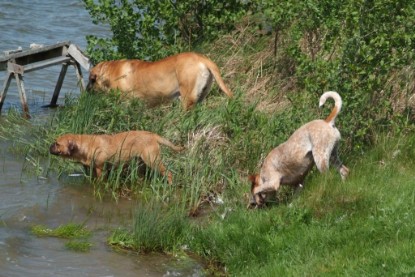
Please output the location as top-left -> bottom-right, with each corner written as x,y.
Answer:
340,165 -> 350,180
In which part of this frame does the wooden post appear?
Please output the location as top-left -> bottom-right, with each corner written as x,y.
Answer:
73,61 -> 85,92
14,72 -> 30,119
0,72 -> 13,112
48,63 -> 69,107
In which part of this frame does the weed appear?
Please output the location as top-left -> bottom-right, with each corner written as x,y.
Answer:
65,240 -> 93,252
31,223 -> 91,239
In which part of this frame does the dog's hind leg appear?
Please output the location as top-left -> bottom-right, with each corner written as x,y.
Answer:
179,63 -> 212,110
141,147 -> 173,184
312,145 -> 334,173
196,72 -> 213,103
330,143 -> 349,180
180,84 -> 198,110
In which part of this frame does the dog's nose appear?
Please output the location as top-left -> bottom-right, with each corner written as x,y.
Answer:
49,143 -> 58,155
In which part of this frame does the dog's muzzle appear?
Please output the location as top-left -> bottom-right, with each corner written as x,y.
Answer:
86,81 -> 92,91
49,143 -> 60,155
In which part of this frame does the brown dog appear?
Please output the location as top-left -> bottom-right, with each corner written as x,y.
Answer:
249,91 -> 349,207
50,131 -> 184,184
86,52 -> 233,110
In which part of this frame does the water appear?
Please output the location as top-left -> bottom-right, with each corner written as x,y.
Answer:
0,1 -> 203,276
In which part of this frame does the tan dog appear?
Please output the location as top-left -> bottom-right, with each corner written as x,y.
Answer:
86,52 -> 233,110
249,91 -> 349,207
50,131 -> 183,184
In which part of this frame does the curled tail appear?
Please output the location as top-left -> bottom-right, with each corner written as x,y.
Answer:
157,136 -> 185,152
319,91 -> 342,126
203,57 -> 233,98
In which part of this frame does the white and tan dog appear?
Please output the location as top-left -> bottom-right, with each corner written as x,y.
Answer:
50,131 -> 184,184
248,91 -> 349,207
86,52 -> 233,110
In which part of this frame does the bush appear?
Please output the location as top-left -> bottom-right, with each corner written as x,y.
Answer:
260,0 -> 415,149
82,0 -> 255,63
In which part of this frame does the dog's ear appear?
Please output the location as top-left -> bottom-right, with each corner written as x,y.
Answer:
248,174 -> 256,184
248,174 -> 260,192
68,140 -> 78,154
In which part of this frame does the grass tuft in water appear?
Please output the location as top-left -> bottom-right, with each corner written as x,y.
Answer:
31,223 -> 91,239
65,240 -> 93,252
109,203 -> 189,254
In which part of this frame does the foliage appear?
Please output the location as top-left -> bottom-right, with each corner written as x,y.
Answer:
82,0 -> 254,63
259,0 -> 415,149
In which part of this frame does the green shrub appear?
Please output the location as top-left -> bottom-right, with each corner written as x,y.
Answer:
260,0 -> 415,149
82,0 -> 255,63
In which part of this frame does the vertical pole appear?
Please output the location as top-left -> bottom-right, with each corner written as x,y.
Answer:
14,73 -> 30,119
73,61 -> 85,92
49,63 -> 68,107
0,72 -> 13,114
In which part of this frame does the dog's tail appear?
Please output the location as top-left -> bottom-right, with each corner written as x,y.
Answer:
157,136 -> 185,152
319,91 -> 342,126
203,57 -> 233,98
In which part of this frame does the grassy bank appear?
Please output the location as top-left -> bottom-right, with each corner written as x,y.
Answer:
104,133 -> 415,276
188,135 -> 415,276
2,88 -> 414,275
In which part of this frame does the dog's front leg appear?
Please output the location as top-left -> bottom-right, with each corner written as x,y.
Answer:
95,167 -> 103,178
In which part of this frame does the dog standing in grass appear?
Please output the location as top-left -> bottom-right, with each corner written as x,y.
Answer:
50,131 -> 183,184
86,52 -> 233,110
248,91 -> 349,207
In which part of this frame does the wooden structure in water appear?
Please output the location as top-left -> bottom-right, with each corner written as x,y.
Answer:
0,41 -> 91,118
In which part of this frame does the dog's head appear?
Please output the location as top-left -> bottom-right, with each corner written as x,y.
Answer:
50,135 -> 78,158
248,174 -> 264,208
86,63 -> 108,92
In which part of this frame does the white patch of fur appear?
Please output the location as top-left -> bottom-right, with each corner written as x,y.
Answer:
195,63 -> 211,99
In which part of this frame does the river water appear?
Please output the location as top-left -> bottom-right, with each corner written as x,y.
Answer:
0,1 -> 203,276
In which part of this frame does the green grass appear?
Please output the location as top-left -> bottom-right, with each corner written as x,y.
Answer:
3,86 -> 415,275
1,25 -> 415,275
31,223 -> 93,253
108,203 -> 189,253
65,240 -> 93,252
31,223 -> 91,239
102,134 -> 415,276
186,135 -> 415,276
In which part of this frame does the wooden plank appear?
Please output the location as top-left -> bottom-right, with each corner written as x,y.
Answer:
73,61 -> 85,91
7,62 -> 24,75
0,41 -> 70,70
68,44 -> 91,71
21,56 -> 72,73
